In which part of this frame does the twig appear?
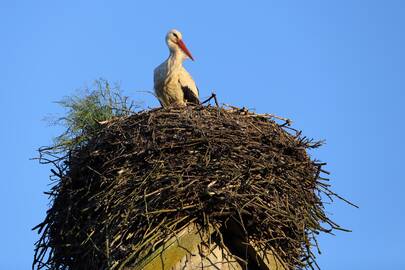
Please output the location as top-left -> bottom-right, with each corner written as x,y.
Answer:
201,92 -> 219,107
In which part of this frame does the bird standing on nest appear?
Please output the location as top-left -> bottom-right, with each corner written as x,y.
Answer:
154,29 -> 200,107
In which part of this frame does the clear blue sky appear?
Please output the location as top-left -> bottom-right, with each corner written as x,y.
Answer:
1,1 -> 404,269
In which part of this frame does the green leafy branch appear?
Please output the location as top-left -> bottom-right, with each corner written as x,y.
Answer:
52,79 -> 135,152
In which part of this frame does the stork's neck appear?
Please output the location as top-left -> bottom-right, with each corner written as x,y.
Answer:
167,49 -> 186,69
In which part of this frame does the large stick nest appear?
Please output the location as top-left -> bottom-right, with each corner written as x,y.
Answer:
34,105 -> 345,270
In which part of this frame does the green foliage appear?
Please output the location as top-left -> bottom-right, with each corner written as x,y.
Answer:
54,79 -> 134,151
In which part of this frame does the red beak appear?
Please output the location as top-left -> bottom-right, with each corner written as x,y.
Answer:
177,39 -> 194,61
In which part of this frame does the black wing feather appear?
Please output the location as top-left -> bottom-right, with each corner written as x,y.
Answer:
181,86 -> 200,105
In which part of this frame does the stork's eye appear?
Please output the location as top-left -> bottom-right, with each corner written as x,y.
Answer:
173,33 -> 179,39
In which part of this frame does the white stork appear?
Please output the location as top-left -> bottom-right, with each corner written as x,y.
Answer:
154,29 -> 200,107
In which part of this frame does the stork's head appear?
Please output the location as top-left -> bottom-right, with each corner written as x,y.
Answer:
166,29 -> 194,61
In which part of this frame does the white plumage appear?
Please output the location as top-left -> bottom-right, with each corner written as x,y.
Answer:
154,29 -> 199,107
